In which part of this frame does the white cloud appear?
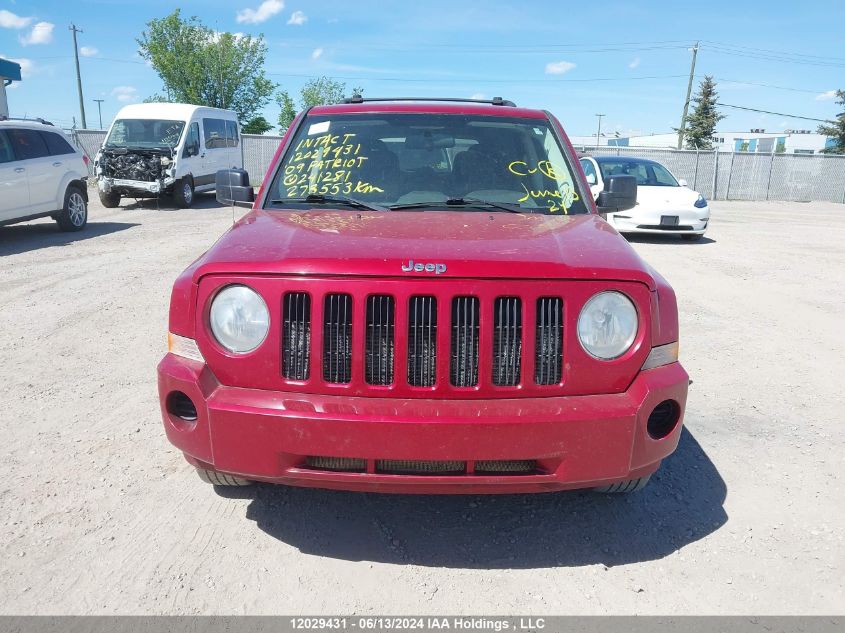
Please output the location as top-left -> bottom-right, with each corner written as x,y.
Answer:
19,21 -> 54,45
545,60 -> 576,75
236,0 -> 284,24
80,46 -> 98,57
469,92 -> 486,100
815,90 -> 837,101
287,10 -> 307,25
628,57 -> 641,69
111,86 -> 139,103
311,47 -> 323,60
0,9 -> 33,29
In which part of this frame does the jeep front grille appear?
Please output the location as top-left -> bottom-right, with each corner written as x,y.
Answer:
282,292 -> 311,380
279,287 -> 568,391
323,293 -> 352,384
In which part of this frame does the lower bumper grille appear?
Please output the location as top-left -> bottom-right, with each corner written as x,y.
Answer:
636,224 -> 695,231
302,457 -> 540,476
377,460 -> 465,475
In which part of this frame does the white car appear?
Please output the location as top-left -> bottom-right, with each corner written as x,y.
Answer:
95,103 -> 244,209
580,155 -> 709,241
0,118 -> 89,231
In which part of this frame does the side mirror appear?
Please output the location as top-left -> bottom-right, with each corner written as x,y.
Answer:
585,173 -> 597,186
596,175 -> 637,215
216,168 -> 254,208
678,178 -> 688,187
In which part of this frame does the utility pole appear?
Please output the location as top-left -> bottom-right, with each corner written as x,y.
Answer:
93,99 -> 104,129
595,114 -> 605,148
677,41 -> 699,149
69,24 -> 87,129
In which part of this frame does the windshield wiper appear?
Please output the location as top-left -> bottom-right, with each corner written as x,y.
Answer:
389,197 -> 524,213
269,194 -> 388,212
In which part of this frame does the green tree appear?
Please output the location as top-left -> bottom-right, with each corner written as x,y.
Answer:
137,10 -> 276,124
817,89 -> 845,154
677,75 -> 725,150
241,116 -> 273,135
276,77 -> 362,131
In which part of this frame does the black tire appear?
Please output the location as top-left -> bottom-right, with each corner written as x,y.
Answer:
196,468 -> 253,487
173,177 -> 194,208
682,233 -> 704,241
98,190 -> 121,208
594,475 -> 651,494
55,185 -> 88,232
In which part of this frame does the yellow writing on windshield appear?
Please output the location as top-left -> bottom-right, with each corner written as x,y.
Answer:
517,182 -> 579,214
507,160 -> 561,180
284,132 -> 383,198
508,160 -> 578,213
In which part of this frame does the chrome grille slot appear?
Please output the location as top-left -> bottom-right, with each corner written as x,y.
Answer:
365,295 -> 395,385
535,297 -> 563,385
322,293 -> 352,384
492,297 -> 522,386
407,296 -> 437,387
450,296 -> 480,387
282,292 -> 311,380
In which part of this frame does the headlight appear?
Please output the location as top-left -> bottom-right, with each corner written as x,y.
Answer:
209,285 -> 270,353
694,194 -> 708,208
577,291 -> 638,360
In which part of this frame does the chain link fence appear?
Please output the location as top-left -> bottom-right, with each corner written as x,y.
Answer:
69,130 -> 845,203
576,145 -> 845,203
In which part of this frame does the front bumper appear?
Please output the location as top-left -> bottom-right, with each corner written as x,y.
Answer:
608,207 -> 709,235
98,176 -> 175,195
157,355 -> 688,494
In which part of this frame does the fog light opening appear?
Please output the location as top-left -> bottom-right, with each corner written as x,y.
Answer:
647,399 -> 680,440
166,391 -> 198,422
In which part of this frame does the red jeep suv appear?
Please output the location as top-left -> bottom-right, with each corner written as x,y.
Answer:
157,97 -> 688,494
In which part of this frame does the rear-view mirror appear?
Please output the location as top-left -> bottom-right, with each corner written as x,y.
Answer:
596,174 -> 637,215
216,168 -> 255,208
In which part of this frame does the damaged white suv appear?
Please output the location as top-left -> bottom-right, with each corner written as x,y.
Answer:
95,103 -> 245,208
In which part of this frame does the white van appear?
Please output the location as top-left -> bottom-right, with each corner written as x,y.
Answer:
95,103 -> 245,208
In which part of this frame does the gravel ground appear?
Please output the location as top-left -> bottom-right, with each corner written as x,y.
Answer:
0,196 -> 842,614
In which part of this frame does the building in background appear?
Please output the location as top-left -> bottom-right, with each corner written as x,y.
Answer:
571,128 -> 834,154
0,58 -> 22,119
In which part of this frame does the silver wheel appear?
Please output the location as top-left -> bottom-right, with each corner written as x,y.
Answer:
182,181 -> 193,205
68,192 -> 87,226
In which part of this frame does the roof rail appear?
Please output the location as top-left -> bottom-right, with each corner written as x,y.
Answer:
341,95 -> 517,107
0,115 -> 54,126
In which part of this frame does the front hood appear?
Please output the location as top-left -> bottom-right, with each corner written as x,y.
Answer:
192,209 -> 658,289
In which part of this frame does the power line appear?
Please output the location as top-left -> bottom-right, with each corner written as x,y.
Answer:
708,77 -> 826,94
264,72 -> 689,83
717,102 -> 835,123
702,44 -> 845,68
701,40 -> 845,63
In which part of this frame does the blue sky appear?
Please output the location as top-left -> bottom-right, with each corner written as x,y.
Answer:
2,0 -> 844,135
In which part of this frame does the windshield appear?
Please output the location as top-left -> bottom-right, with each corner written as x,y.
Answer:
597,159 -> 679,187
105,119 -> 186,149
265,113 -> 589,214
